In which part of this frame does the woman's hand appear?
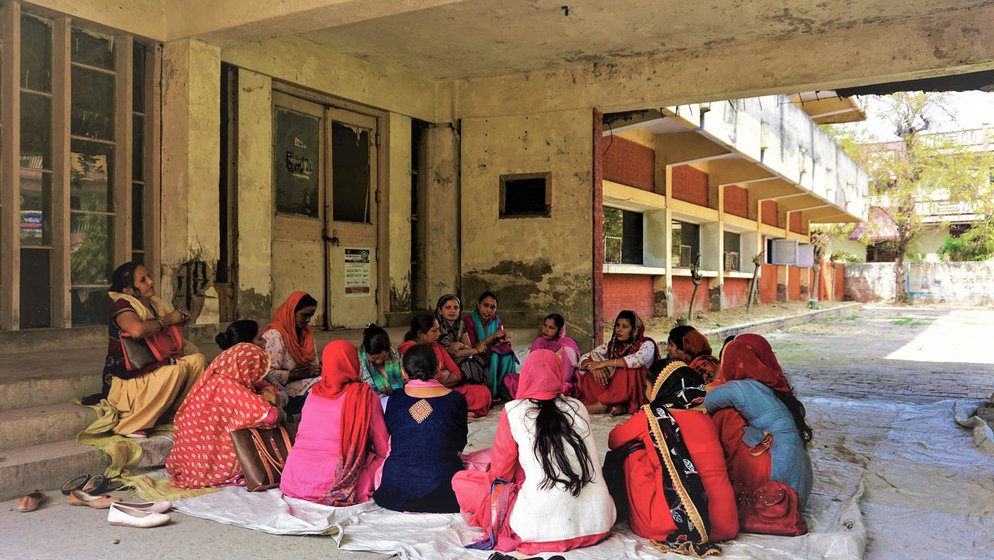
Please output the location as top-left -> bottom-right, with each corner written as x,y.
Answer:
163,309 -> 184,327
474,341 -> 488,355
439,370 -> 458,388
591,367 -> 610,386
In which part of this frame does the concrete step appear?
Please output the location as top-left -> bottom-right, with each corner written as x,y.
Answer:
0,370 -> 102,412
0,439 -> 108,501
0,403 -> 97,451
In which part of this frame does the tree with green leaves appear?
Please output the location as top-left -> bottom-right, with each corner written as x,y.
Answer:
829,92 -> 994,301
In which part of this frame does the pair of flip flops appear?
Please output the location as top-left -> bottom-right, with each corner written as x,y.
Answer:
61,474 -> 122,496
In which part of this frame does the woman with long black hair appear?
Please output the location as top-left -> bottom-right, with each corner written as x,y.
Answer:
452,349 -> 615,555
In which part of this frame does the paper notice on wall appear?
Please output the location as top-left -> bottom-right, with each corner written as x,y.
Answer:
344,248 -> 371,297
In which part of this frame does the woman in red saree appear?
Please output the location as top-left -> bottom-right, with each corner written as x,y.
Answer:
167,343 -> 281,489
578,310 -> 659,415
398,313 -> 492,418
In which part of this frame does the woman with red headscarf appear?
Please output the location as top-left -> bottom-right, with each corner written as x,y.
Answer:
167,343 -> 282,488
261,292 -> 320,415
704,334 -> 813,510
280,340 -> 388,506
451,350 -> 615,556
578,310 -> 659,415
666,325 -> 720,384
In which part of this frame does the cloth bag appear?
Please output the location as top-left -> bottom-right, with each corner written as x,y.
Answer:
738,480 -> 808,536
230,426 -> 293,491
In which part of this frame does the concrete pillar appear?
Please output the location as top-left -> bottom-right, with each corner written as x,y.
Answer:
422,124 -> 460,301
160,39 -> 221,323
702,222 -> 721,311
387,113 -> 412,313
235,68 -> 273,319
646,208 -> 668,317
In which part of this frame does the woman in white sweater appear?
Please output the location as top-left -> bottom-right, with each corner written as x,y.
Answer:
452,349 -> 616,555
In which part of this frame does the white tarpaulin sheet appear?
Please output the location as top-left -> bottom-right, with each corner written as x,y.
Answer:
172,396 -> 994,559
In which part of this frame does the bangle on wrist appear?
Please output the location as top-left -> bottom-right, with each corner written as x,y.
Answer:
157,316 -> 167,329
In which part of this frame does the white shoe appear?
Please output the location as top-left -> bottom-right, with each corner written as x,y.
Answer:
107,502 -> 171,528
116,500 -> 172,513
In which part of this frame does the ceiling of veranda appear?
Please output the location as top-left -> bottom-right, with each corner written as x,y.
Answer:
279,0 -> 994,80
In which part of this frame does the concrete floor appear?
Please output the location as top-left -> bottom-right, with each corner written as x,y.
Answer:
3,305 -> 993,560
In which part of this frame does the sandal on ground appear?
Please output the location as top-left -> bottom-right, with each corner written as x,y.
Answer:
17,490 -> 46,512
81,474 -> 110,495
68,489 -> 121,509
124,430 -> 148,439
107,503 -> 170,528
61,473 -> 91,495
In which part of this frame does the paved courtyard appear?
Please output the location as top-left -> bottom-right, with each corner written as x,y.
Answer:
3,306 -> 993,559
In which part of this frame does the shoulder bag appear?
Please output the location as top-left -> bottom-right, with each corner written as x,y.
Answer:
230,425 -> 294,492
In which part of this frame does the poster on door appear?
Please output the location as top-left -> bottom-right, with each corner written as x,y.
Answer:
344,248 -> 371,297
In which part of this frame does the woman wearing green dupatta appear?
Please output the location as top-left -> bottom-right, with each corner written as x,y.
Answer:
462,291 -> 518,400
357,324 -> 406,409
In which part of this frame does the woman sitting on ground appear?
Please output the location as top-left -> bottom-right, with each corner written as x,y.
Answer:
435,294 -> 488,386
452,349 -> 615,555
374,344 -> 468,513
99,262 -> 206,436
504,313 -> 580,399
168,342 -> 283,489
605,358 -> 738,556
261,291 -> 321,415
666,325 -> 721,384
578,310 -> 659,416
462,291 -> 518,400
280,340 -> 388,506
215,320 -> 279,405
704,333 -> 814,509
357,324 -> 405,408
398,313 -> 492,418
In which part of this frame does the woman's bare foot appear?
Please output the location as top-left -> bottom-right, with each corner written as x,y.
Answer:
609,405 -> 627,416
586,402 -> 609,415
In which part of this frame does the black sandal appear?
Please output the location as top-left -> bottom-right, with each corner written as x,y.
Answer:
61,474 -> 91,495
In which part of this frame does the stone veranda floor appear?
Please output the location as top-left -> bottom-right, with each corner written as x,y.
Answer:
3,305 -> 993,559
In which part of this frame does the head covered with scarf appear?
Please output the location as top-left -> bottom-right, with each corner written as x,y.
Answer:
434,293 -> 463,347
310,340 -> 376,506
607,310 -> 659,361
718,333 -> 790,393
516,349 -> 563,401
646,358 -> 707,410
262,291 -> 317,368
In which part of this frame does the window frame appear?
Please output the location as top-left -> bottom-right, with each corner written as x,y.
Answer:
0,4 -> 159,329
602,205 -> 645,265
499,172 -> 551,218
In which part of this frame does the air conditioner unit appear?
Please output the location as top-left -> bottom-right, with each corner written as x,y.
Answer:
724,251 -> 740,271
679,245 -> 692,268
770,239 -> 798,265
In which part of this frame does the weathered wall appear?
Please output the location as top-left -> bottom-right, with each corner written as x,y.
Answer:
788,266 -> 801,300
235,69 -> 274,319
603,274 -> 654,321
847,262 -> 993,305
723,277 -> 751,309
422,125 -> 461,303
387,113 -> 413,311
759,263 -> 778,303
602,136 -> 654,192
826,237 -> 867,262
909,226 -> 952,261
672,165 -> 709,207
160,39 -> 222,323
672,276 -> 711,319
460,110 -> 594,347
724,186 -> 749,218
221,35 -> 438,122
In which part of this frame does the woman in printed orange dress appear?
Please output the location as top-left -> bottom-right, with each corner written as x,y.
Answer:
167,342 -> 283,489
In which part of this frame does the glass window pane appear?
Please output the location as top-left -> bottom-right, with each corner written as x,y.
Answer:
723,231 -> 741,253
21,15 -> 52,93
71,27 -> 115,70
132,115 -> 144,182
132,43 -> 146,113
332,122 -> 371,223
21,93 -> 52,169
274,107 -> 320,217
19,169 -> 52,245
132,182 -> 143,250
71,139 -> 114,212
72,66 -> 116,140
621,210 -> 644,265
70,213 -> 114,285
20,248 -> 52,328
72,287 -> 111,326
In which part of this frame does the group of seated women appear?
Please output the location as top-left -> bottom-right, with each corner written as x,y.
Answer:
98,261 -> 813,555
